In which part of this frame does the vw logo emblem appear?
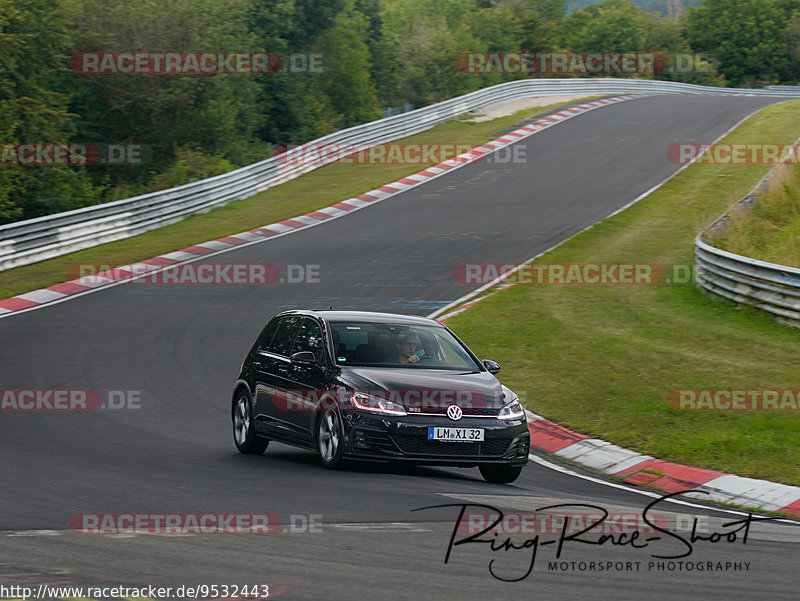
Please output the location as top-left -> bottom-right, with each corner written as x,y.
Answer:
446,405 -> 463,421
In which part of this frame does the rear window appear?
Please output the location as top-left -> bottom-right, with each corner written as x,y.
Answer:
266,316 -> 301,356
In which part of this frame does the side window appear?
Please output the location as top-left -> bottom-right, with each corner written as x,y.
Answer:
433,330 -> 473,364
291,318 -> 325,365
256,319 -> 280,352
266,316 -> 301,356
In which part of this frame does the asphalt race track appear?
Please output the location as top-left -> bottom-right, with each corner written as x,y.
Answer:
2,94 -> 800,600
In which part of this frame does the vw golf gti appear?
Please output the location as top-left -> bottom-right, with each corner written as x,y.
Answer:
231,310 -> 529,483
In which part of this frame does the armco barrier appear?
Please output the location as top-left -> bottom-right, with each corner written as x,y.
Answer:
695,239 -> 800,325
4,78 -> 800,271
695,163 -> 800,327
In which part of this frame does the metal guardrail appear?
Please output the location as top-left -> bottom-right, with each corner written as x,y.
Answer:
695,166 -> 800,327
4,77 -> 800,271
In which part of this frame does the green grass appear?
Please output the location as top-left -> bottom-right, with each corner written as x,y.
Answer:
707,162 -> 800,267
446,99 -> 800,486
0,99 -> 597,300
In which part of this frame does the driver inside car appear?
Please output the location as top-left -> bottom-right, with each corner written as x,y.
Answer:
395,332 -> 424,364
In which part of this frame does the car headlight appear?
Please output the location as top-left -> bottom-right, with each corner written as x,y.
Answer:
498,387 -> 525,420
349,393 -> 407,416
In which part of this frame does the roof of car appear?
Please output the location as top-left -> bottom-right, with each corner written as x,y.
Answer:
278,310 -> 442,326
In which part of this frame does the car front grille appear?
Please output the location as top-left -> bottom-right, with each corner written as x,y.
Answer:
391,434 -> 511,457
406,407 -> 500,417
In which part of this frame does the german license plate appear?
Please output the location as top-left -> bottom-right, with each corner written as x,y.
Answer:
428,427 -> 484,442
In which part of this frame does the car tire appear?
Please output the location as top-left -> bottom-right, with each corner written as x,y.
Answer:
317,407 -> 344,468
479,464 -> 523,484
233,391 -> 269,454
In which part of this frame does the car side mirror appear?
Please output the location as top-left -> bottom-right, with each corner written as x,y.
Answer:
482,359 -> 500,374
291,351 -> 317,365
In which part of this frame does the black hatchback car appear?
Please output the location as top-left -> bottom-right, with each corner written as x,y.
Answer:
231,310 -> 529,483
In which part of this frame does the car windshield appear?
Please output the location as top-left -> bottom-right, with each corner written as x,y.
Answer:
329,321 -> 482,371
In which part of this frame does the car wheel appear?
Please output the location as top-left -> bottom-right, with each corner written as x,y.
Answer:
317,407 -> 344,468
233,391 -> 269,454
479,464 -> 523,484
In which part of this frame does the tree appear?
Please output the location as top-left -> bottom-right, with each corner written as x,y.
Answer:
517,0 -> 567,52
381,0 -> 489,105
640,7 -> 724,84
0,0 -> 101,224
468,1 -> 523,54
786,13 -> 800,82
685,0 -> 788,86
561,0 -> 646,53
354,0 -> 401,106
315,9 -> 382,126
249,0 -> 343,143
68,0 -> 265,186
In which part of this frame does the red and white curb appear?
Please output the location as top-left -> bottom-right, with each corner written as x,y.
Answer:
525,410 -> 800,518
4,92 -> 796,518
430,96 -> 800,519
0,95 -> 643,318
436,282 -> 800,519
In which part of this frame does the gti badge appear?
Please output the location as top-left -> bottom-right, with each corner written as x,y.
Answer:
446,405 -> 463,421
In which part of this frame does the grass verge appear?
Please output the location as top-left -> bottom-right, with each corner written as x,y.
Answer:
707,162 -> 800,267
446,99 -> 800,486
0,99 -> 599,300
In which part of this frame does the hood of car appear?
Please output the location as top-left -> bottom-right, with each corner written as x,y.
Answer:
338,367 -> 506,410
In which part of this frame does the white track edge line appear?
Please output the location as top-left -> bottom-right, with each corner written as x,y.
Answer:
527,453 -> 800,524
0,95 -> 642,321
426,98 -> 793,320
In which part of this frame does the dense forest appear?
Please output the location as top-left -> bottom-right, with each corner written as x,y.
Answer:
569,0 -> 702,18
2,0 -> 800,224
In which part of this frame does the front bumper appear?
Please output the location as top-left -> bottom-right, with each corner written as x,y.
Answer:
341,412 -> 529,467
